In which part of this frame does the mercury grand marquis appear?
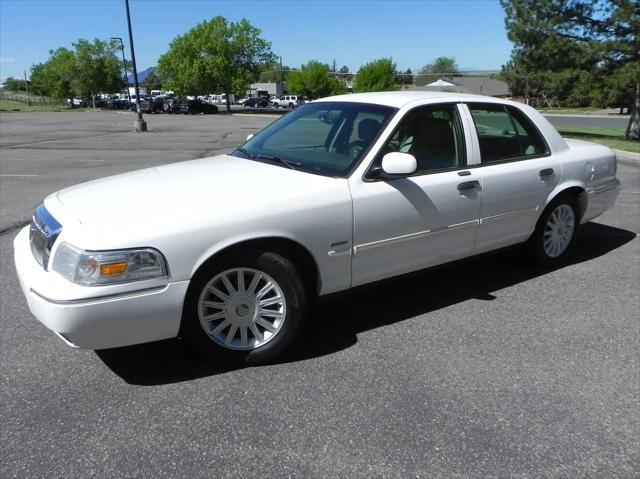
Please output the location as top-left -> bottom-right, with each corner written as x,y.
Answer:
14,92 -> 621,364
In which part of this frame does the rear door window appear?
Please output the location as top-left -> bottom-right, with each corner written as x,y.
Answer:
468,104 -> 549,163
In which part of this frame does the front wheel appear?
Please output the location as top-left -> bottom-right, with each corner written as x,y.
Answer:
181,252 -> 308,364
528,197 -> 579,267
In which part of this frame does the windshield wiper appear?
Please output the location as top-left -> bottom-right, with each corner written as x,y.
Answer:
235,148 -> 252,158
255,154 -> 302,170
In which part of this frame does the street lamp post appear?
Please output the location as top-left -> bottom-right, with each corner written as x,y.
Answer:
124,0 -> 146,132
110,37 -> 131,103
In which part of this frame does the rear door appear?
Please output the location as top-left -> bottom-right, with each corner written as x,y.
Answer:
464,103 -> 559,252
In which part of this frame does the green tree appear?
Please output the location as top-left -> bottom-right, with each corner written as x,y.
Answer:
500,0 -> 639,140
258,61 -> 293,82
73,39 -> 124,107
4,77 -> 28,91
286,60 -> 345,99
142,72 -> 162,91
354,58 -> 397,93
415,57 -> 459,86
423,56 -> 458,74
30,47 -> 77,106
337,65 -> 353,82
157,16 -> 275,112
397,68 -> 413,86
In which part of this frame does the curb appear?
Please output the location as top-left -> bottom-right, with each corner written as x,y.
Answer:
613,148 -> 640,161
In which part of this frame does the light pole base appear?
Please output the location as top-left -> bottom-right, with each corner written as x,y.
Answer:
134,120 -> 147,132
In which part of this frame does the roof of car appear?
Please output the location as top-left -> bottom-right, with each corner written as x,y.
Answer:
314,91 -> 509,108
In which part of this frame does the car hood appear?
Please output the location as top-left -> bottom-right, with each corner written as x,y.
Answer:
49,154 -> 344,247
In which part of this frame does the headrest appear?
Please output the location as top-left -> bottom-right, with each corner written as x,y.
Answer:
419,118 -> 453,145
358,118 -> 381,142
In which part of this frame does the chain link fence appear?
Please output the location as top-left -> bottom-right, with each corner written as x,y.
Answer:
0,90 -> 66,107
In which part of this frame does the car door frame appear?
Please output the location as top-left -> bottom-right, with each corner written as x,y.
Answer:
347,100 -> 484,287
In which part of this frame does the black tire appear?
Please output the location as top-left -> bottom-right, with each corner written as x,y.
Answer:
180,251 -> 308,365
527,195 -> 580,268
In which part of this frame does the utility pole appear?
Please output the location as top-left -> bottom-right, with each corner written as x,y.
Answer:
110,37 -> 131,102
124,0 -> 146,132
279,56 -> 283,96
24,70 -> 30,105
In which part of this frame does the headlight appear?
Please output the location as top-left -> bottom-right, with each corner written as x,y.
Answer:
51,242 -> 168,285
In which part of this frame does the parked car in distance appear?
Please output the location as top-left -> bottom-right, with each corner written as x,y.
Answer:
14,92 -> 621,365
180,99 -> 219,114
272,95 -> 305,108
66,98 -> 86,107
140,96 -> 164,114
163,97 -> 181,114
242,97 -> 269,108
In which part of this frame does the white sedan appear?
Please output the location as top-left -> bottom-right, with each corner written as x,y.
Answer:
14,92 -> 621,364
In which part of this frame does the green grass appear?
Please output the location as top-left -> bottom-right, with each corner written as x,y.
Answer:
537,107 -> 601,115
557,126 -> 639,154
0,99 -> 83,112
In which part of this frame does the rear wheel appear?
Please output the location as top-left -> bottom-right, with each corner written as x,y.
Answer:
181,251 -> 308,364
528,196 -> 579,267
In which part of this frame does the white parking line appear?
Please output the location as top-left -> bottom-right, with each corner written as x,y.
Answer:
0,174 -> 39,177
0,158 -> 105,162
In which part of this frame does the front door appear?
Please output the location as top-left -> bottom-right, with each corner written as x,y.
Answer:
350,104 -> 482,287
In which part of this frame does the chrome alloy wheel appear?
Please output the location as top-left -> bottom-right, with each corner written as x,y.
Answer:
543,204 -> 575,258
197,268 -> 286,350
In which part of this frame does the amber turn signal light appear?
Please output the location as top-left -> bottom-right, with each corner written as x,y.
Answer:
100,262 -> 128,276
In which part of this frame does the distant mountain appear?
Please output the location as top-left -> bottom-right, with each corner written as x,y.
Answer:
127,67 -> 156,84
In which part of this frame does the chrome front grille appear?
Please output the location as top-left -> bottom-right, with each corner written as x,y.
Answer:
29,204 -> 62,270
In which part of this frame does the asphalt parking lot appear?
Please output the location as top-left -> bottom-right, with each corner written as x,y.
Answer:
1,111 -> 638,478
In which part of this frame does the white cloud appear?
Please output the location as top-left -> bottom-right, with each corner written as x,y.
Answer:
0,56 -> 16,63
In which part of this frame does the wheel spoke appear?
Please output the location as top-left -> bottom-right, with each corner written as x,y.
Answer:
202,311 -> 226,322
256,318 -> 277,333
237,270 -> 245,292
225,324 -> 238,345
211,318 -> 232,336
246,272 -> 262,294
256,281 -> 274,300
260,309 -> 284,320
259,295 -> 282,307
249,323 -> 263,342
240,325 -> 248,347
221,274 -> 236,295
201,300 -> 225,309
208,286 -> 229,301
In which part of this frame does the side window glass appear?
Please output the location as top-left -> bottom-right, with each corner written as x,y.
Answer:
380,105 -> 466,174
506,106 -> 549,157
468,105 -> 520,162
346,112 -> 387,159
469,104 -> 549,162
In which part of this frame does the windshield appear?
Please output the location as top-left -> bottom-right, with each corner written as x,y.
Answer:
233,101 -> 396,177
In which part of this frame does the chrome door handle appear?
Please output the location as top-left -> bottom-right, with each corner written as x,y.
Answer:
457,180 -> 480,191
539,168 -> 554,178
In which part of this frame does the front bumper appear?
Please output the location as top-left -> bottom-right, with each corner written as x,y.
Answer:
13,226 -> 189,350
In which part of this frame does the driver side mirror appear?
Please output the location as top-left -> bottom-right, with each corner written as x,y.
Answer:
381,152 -> 417,175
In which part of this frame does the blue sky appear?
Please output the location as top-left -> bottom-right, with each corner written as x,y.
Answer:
0,0 -> 513,81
